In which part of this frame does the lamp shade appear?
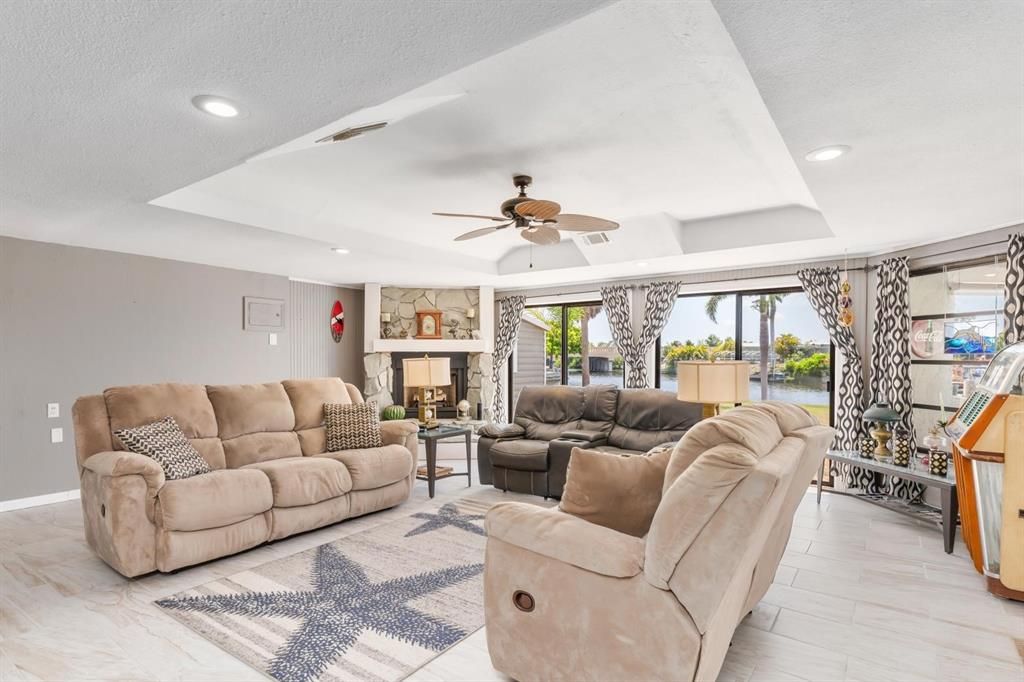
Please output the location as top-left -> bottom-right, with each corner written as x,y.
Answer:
403,356 -> 450,387
676,361 -> 749,404
863,402 -> 901,423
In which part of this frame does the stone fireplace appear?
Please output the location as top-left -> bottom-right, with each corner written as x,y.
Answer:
362,284 -> 496,421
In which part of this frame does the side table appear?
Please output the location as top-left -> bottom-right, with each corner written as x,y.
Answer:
417,425 -> 473,498
819,449 -> 958,554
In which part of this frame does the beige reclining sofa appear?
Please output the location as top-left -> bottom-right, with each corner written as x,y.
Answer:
72,378 -> 419,577
483,402 -> 833,682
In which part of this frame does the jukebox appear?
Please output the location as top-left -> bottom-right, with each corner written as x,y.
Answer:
946,341 -> 1024,601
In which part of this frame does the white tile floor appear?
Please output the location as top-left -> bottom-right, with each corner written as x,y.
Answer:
1,449 -> 1021,681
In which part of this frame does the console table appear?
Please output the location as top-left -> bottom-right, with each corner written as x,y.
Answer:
818,450 -> 958,553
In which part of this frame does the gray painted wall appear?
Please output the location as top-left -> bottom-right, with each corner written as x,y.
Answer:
288,280 -> 364,381
0,237 -> 364,502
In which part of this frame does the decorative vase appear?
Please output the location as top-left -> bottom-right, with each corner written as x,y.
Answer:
380,404 -> 407,421
859,435 -> 876,458
892,428 -> 911,467
929,450 -> 949,477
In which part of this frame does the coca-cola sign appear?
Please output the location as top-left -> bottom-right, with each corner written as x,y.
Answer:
911,320 -> 941,358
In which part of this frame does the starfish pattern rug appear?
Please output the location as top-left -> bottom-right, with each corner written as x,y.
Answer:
156,495 -> 497,682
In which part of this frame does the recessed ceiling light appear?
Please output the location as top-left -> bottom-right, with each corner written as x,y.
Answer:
191,95 -> 241,118
805,145 -> 850,162
331,247 -> 350,255
636,261 -> 649,267
985,273 -> 996,277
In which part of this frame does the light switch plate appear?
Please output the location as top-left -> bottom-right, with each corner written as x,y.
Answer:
269,332 -> 278,346
51,427 -> 64,444
47,402 -> 60,418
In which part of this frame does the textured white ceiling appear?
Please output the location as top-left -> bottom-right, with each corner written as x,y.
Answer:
2,0 -> 1021,289
152,0 -> 822,284
0,0 -> 612,280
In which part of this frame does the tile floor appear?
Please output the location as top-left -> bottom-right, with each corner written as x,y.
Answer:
1,450 -> 1022,681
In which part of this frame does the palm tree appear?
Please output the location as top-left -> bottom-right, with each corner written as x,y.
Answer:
705,293 -> 787,399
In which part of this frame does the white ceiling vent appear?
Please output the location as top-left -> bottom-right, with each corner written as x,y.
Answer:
316,121 -> 387,144
582,232 -> 611,245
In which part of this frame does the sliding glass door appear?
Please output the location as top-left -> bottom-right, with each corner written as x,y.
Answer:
657,288 -> 834,426
510,302 -> 618,413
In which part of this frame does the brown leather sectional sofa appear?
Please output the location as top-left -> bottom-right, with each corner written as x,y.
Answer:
477,384 -> 703,498
72,378 -> 419,577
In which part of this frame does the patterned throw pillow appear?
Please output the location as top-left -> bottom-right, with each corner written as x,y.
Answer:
113,416 -> 212,480
324,402 -> 383,451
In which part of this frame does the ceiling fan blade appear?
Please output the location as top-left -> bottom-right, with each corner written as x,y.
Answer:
433,212 -> 508,221
514,199 -> 562,221
520,225 -> 561,246
549,213 -> 620,232
454,222 -> 513,241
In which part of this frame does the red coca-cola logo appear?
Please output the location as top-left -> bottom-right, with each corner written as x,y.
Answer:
911,321 -> 940,358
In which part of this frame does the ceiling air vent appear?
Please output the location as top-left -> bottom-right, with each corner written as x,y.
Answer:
315,121 -> 387,144
583,232 -> 611,245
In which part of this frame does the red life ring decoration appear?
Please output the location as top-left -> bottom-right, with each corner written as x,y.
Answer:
331,300 -> 344,342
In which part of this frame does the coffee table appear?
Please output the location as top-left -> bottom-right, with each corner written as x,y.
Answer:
416,425 -> 473,498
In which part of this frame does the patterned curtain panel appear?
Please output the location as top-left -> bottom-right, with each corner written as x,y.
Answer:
796,267 -> 865,448
869,257 -> 920,500
490,295 -> 525,423
600,282 -> 678,388
1006,233 -> 1024,344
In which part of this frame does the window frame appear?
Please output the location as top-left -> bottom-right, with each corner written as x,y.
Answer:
655,285 -> 836,426
908,254 -> 1007,452
508,300 -> 615,412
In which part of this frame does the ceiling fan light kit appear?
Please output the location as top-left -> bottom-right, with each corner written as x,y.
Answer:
433,174 -> 620,243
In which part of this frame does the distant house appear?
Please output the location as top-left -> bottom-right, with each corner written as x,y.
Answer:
586,344 -> 618,373
511,312 -> 549,414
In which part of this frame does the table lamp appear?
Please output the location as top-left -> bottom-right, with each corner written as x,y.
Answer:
402,355 -> 450,429
676,360 -> 750,419
862,402 -> 901,462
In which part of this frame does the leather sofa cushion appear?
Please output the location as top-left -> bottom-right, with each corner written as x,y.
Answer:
581,384 -> 618,423
317,444 -> 413,490
104,383 -> 217,442
222,431 -> 302,468
282,378 -> 351,430
608,389 -> 703,452
207,382 -> 296,440
157,469 -> 272,531
490,439 -> 550,472
244,457 -> 353,507
514,384 -> 618,441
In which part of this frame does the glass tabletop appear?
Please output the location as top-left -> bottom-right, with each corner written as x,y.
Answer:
417,425 -> 472,439
826,449 -> 954,487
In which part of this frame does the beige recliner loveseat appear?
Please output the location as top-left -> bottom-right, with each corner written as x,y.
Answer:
72,378 -> 419,577
483,402 -> 833,682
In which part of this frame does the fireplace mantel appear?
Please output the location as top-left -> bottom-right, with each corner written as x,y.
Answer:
370,338 -> 487,353
363,283 -> 495,354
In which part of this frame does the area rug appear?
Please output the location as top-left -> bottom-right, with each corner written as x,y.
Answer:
156,496 -> 497,682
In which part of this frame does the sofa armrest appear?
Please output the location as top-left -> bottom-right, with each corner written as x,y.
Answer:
485,502 -> 645,578
478,423 -> 525,439
82,451 -> 165,491
559,429 -> 606,443
380,419 -> 419,446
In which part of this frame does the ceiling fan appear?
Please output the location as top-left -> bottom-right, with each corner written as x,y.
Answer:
433,175 -> 619,244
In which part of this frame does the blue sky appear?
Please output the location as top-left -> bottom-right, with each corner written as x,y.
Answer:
586,293 -> 828,346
